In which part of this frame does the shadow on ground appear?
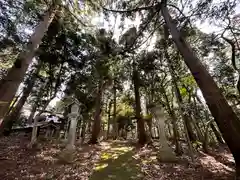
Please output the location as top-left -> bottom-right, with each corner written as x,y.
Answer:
90,141 -> 142,180
0,134 -> 236,180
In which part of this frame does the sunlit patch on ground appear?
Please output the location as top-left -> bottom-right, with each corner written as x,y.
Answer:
90,142 -> 142,180
94,163 -> 109,171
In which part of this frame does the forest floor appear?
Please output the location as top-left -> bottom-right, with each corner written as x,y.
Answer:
0,133 -> 236,180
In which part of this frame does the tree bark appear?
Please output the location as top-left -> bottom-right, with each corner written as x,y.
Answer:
77,118 -> 82,140
60,105 -> 70,139
161,3 -> 240,177
133,67 -> 147,145
0,62 -> 42,135
80,114 -> 88,144
0,0 -> 60,119
145,117 -> 153,139
89,81 -> 103,144
107,100 -> 112,139
112,81 -> 118,139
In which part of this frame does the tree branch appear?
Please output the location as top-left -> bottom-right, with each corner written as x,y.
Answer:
221,35 -> 237,70
61,4 -> 89,27
102,4 -> 158,13
118,10 -> 160,57
132,20 -> 165,51
167,3 -> 194,29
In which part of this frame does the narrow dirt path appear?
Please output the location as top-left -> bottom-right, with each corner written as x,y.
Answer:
89,141 -> 143,180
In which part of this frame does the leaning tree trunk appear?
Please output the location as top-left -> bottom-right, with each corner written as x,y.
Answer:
189,113 -> 204,142
133,67 -> 147,145
163,34 -> 197,142
28,80 -> 49,146
204,109 -> 224,144
0,62 -> 42,135
27,79 -> 49,124
171,82 -> 195,161
174,86 -> 197,142
89,81 -> 103,144
161,2 -> 240,177
27,104 -> 38,124
162,87 -> 183,155
6,91 -> 23,115
36,98 -> 52,117
203,120 -> 213,153
210,121 -> 225,144
0,0 -> 60,120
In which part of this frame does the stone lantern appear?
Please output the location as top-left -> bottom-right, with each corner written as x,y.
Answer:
66,103 -> 79,150
149,104 -> 176,162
